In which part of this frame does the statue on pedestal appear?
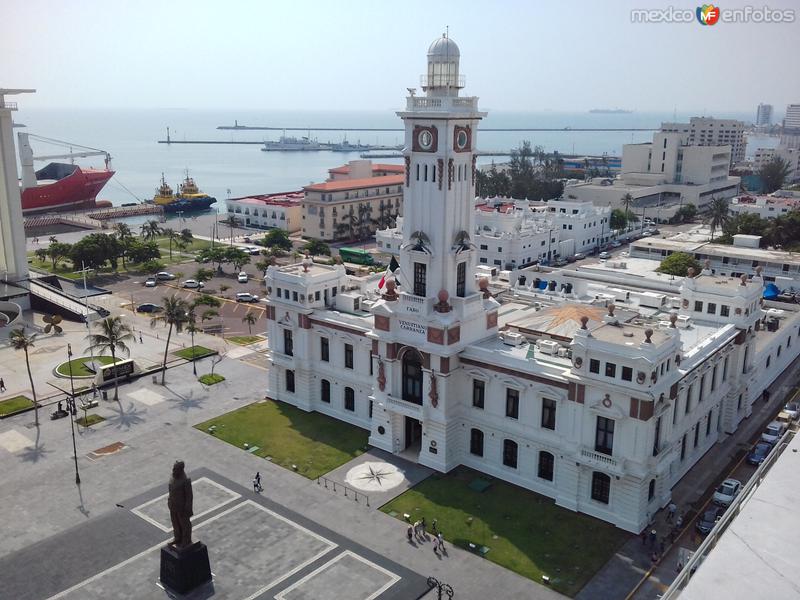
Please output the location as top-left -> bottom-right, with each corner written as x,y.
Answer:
168,460 -> 194,548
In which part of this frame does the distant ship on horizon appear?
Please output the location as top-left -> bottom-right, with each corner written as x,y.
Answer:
589,108 -> 634,114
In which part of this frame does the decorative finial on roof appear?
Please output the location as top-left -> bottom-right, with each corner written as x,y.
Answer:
644,328 -> 654,343
669,313 -> 678,328
607,303 -> 615,317
580,316 -> 589,330
740,274 -> 748,286
687,266 -> 695,278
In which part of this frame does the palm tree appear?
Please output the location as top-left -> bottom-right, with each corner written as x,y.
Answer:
140,220 -> 162,242
114,222 -> 133,267
9,328 -> 38,427
219,216 -> 238,246
621,193 -> 634,230
151,294 -> 190,384
242,312 -> 258,335
705,196 -> 731,241
162,228 -> 178,260
85,316 -> 134,401
186,310 -> 201,376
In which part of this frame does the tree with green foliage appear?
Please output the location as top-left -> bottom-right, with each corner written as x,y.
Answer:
705,197 -> 731,241
185,310 -> 201,375
225,246 -> 250,271
193,267 -> 215,283
46,241 -> 73,269
303,238 -> 330,256
261,228 -> 292,250
242,312 -> 258,335
191,293 -> 221,309
85,316 -> 134,401
140,220 -> 162,241
657,252 -> 702,277
151,294 -> 190,384
218,216 -> 239,245
34,248 -> 48,264
196,245 -> 228,272
113,222 -> 134,267
673,203 -> 697,224
759,156 -> 792,194
610,209 -> 628,231
9,328 -> 38,427
126,239 -> 161,264
179,228 -> 194,246
70,233 -> 121,271
162,228 -> 179,260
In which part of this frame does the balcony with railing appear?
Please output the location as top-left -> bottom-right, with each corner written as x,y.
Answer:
384,393 -> 424,419
0,101 -> 18,111
580,447 -> 625,475
404,94 -> 479,113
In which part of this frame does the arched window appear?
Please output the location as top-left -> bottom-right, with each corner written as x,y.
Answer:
538,451 -> 554,481
321,379 -> 330,403
344,387 -> 355,412
470,428 -> 484,456
402,350 -> 423,405
502,439 -> 518,469
591,472 -> 611,504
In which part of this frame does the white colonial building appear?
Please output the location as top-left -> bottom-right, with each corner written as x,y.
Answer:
265,38 -> 800,533
729,194 -> 800,219
226,191 -> 303,233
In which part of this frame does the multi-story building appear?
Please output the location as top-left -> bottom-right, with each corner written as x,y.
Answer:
301,160 -> 404,241
756,103 -> 773,127
752,144 -> 800,185
265,37 -> 800,533
226,191 -> 303,233
660,117 -> 745,166
729,194 -> 800,219
783,104 -> 800,130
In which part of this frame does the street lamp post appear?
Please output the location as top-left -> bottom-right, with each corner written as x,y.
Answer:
426,576 -> 454,600
66,344 -> 81,485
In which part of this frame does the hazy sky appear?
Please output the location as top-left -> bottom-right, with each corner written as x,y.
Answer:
2,0 -> 799,113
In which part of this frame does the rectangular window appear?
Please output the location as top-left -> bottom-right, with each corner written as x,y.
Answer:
707,302 -> 716,314
693,423 -> 700,447
605,362 -> 616,378
706,410 -> 712,436
538,452 -> 554,481
622,366 -> 633,381
414,262 -> 427,297
711,366 -> 717,391
344,387 -> 355,412
505,389 -> 519,419
456,262 -> 466,298
685,385 -> 693,414
591,472 -> 610,504
320,337 -> 329,362
589,359 -> 600,374
344,343 -> 354,369
321,379 -> 330,403
699,375 -> 706,403
720,305 -> 730,317
680,433 -> 687,460
694,301 -> 703,312
292,291 -> 298,302
284,329 -> 293,357
502,439 -> 518,469
541,398 -> 556,430
472,380 -> 485,409
286,370 -> 295,393
470,428 -> 484,456
595,416 -> 615,455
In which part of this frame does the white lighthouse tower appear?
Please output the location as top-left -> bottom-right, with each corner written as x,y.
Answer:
369,36 -> 500,471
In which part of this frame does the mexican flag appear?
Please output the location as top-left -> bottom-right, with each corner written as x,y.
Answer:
378,255 -> 401,289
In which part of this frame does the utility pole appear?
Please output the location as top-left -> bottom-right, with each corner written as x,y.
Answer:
66,344 -> 81,485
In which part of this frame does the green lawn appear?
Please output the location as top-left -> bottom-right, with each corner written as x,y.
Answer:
75,414 -> 105,427
27,258 -> 83,280
174,346 -> 216,360
198,373 -> 225,385
381,467 -> 630,597
0,395 -> 35,417
56,355 -> 116,377
227,335 -> 265,346
195,401 -> 369,479
155,236 -> 213,255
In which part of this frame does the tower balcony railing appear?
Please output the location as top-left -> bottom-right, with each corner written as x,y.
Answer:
405,95 -> 478,112
0,101 -> 18,110
579,446 -> 625,476
420,74 -> 466,88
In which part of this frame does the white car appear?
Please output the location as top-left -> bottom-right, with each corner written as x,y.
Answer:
761,420 -> 786,444
144,278 -> 157,287
610,241 -> 622,248
238,271 -> 249,283
712,478 -> 742,507
156,271 -> 176,280
182,279 -> 205,289
783,402 -> 800,420
599,251 -> 611,259
236,292 -> 259,303
573,252 -> 586,260
245,246 -> 261,256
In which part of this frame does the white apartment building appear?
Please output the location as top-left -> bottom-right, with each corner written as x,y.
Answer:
783,104 -> 800,130
756,103 -> 773,127
265,37 -> 800,534
226,191 -> 303,233
729,194 -> 800,219
661,117 -> 745,166
752,145 -> 800,185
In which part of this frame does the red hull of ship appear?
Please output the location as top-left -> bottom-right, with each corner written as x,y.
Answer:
20,163 -> 115,214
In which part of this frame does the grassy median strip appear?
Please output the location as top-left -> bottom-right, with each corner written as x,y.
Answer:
381,466 -> 630,597
75,414 -> 105,427
174,346 -> 216,360
56,355 -> 116,377
227,335 -> 265,346
198,373 -> 225,386
195,400 -> 368,480
0,395 -> 35,417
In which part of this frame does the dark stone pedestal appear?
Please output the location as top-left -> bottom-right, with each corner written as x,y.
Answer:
160,542 -> 212,595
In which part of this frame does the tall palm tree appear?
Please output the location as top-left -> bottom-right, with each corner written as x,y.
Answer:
242,312 -> 258,335
114,222 -> 133,267
151,294 -> 190,384
621,193 -> 634,229
705,196 -> 731,241
186,310 -> 201,376
162,228 -> 178,260
9,328 -> 38,427
85,316 -> 134,401
140,220 -> 162,242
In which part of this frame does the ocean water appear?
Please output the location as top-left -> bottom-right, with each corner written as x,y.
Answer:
12,107 -> 764,211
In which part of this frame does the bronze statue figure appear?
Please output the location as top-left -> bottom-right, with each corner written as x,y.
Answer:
168,460 -> 194,548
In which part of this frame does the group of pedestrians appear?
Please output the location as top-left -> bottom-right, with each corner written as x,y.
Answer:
252,472 -> 263,493
407,517 -> 446,556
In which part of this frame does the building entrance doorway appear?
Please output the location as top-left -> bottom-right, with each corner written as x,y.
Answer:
404,416 -> 422,451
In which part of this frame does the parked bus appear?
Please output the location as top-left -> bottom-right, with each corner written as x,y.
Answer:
338,247 -> 375,266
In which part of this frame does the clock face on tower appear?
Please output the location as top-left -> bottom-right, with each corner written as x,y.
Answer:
412,125 -> 438,152
453,125 -> 472,152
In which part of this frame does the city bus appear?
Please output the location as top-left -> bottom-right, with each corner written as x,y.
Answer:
338,247 -> 375,266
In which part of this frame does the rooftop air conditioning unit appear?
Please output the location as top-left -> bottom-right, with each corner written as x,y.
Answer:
676,314 -> 691,328
538,339 -> 560,355
501,331 -> 525,346
557,346 -> 569,358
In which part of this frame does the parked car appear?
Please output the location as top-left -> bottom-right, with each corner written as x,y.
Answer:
599,251 -> 611,259
156,271 -> 176,280
641,231 -> 653,237
610,241 -> 622,248
783,401 -> 800,420
137,303 -> 163,313
245,246 -> 261,255
243,236 -> 252,243
649,228 -> 661,235
747,441 -> 772,466
553,258 -> 567,267
238,272 -> 249,283
761,420 -> 786,445
712,478 -> 742,507
695,505 -> 723,535
236,292 -> 259,303
573,252 -> 586,260
182,279 -> 205,289
144,278 -> 157,287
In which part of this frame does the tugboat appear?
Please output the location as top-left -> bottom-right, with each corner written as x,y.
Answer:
151,172 -> 216,213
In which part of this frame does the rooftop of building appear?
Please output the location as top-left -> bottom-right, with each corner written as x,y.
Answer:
731,194 -> 800,207
228,190 -> 304,206
328,163 -> 404,175
304,174 -> 404,193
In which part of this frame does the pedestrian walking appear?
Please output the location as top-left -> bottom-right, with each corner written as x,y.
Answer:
431,519 -> 439,535
0,377 -> 5,392
675,513 -> 684,529
651,551 -> 659,566
139,331 -> 143,344
252,477 -> 259,493
649,529 -> 657,547
254,471 -> 262,492
432,536 -> 439,554
407,525 -> 413,543
413,520 -> 422,540
667,502 -> 677,523
420,517 -> 426,537
437,532 -> 445,552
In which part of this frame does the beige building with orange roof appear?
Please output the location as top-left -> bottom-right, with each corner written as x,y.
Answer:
301,160 -> 404,241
